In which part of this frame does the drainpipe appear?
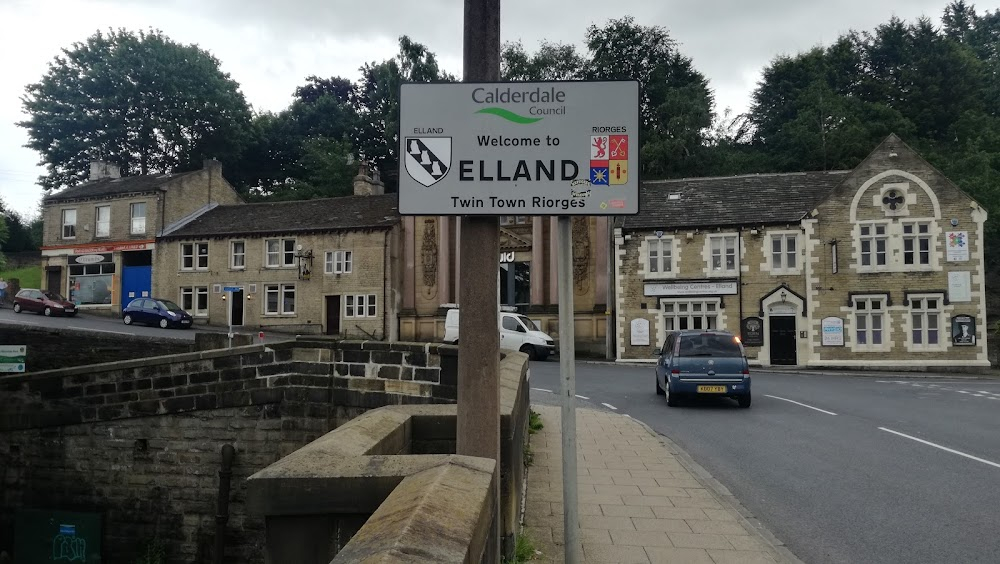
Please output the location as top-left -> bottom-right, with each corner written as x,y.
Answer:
606,216 -> 614,360
738,228 -> 744,337
214,444 -> 236,564
383,228 -> 390,341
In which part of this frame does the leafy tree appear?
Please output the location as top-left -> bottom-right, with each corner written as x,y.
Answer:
353,36 -> 457,192
501,40 -> 585,81
19,28 -> 254,191
583,16 -> 714,178
260,138 -> 357,201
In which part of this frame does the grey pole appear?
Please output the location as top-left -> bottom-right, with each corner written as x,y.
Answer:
458,0 -> 502,561
557,215 -> 581,563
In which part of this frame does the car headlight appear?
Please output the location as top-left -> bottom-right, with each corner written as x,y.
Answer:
51,304 -> 64,309
168,311 -> 178,318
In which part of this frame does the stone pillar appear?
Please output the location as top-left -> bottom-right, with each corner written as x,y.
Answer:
438,217 -> 451,304
594,217 -> 608,308
548,217 -> 559,305
403,217 -> 415,310
531,217 -> 544,306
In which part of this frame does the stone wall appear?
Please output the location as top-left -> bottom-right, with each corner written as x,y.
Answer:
0,338 -> 458,564
0,324 -> 195,372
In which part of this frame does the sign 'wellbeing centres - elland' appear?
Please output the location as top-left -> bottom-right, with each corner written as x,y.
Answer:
398,81 -> 640,216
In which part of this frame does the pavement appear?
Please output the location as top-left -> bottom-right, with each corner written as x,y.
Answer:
522,404 -> 798,564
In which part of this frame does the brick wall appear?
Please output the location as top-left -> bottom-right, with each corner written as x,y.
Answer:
0,325 -> 194,372
0,338 -> 458,564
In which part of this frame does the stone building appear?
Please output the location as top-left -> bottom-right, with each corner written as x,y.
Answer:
39,160 -> 243,313
614,135 -> 989,369
398,215 -> 613,356
154,169 -> 402,339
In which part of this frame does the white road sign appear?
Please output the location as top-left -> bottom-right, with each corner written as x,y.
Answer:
398,81 -> 640,216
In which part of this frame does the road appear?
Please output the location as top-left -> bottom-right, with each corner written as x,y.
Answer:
528,360 -> 1000,564
0,306 -> 232,341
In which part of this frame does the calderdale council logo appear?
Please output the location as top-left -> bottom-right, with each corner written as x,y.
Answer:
404,137 -> 452,187
475,107 -> 543,124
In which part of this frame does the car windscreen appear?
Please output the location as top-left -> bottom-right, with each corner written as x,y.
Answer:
42,291 -> 66,301
159,300 -> 183,311
676,334 -> 743,357
517,315 -> 539,332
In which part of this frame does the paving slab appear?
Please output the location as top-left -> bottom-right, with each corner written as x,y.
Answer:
521,404 -> 800,564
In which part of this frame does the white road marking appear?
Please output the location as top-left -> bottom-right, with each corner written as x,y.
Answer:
601,402 -> 618,410
958,390 -> 970,394
972,394 -> 985,397
531,387 -> 553,394
989,397 -> 1000,401
912,383 -> 924,387
978,391 -> 991,394
575,394 -> 589,400
764,395 -> 838,415
68,326 -> 131,335
624,414 -> 632,418
879,427 -> 1000,470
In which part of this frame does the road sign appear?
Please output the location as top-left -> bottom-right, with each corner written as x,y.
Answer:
0,345 -> 26,373
398,80 -> 640,216
222,286 -> 242,292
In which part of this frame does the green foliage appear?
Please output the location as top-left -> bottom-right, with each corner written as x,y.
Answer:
528,410 -> 544,434
0,266 -> 42,289
522,443 -> 533,467
501,40 -> 585,81
503,532 -> 537,563
133,538 -> 167,564
19,28 -> 254,191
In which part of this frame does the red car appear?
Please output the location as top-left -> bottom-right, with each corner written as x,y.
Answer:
12,288 -> 77,317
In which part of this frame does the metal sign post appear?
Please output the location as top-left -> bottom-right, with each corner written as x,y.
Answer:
557,216 -> 581,562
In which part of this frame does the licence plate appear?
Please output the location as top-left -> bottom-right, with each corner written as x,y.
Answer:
181,320 -> 191,324
697,385 -> 727,393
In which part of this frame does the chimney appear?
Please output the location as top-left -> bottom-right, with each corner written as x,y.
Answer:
89,160 -> 121,181
353,161 -> 385,196
203,158 -> 223,173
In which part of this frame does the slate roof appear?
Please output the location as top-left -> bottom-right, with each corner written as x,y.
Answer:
619,170 -> 851,231
161,193 -> 400,239
44,171 -> 200,202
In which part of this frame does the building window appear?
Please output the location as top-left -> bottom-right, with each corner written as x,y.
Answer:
130,202 -> 146,235
662,299 -> 719,331
266,238 -> 296,268
68,262 -> 115,305
500,216 -> 528,226
231,241 -> 245,270
859,222 -> 888,268
181,242 -> 209,271
325,250 -> 353,274
709,235 -> 738,274
909,295 -> 943,350
902,222 -> 931,267
854,296 -> 887,350
264,284 -> 295,315
500,262 -> 530,306
61,209 -> 77,239
345,294 -> 378,318
771,233 -> 798,272
647,237 -> 673,274
180,286 -> 209,316
95,206 -> 110,238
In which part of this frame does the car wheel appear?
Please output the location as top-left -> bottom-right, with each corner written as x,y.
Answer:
43,307 -> 52,317
737,393 -> 752,409
666,382 -> 680,407
159,318 -> 169,329
123,314 -> 133,325
519,344 -> 538,361
12,303 -> 21,313
656,375 -> 665,396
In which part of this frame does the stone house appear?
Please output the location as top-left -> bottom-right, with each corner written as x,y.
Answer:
154,169 -> 402,340
39,160 -> 243,313
614,135 -> 989,369
398,215 -> 613,356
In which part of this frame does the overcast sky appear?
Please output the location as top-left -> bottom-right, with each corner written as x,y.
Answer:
0,0 -> 984,219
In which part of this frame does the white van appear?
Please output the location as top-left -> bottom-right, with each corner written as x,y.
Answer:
442,304 -> 555,361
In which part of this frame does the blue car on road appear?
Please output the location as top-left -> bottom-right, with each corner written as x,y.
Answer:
122,297 -> 193,329
654,330 -> 751,408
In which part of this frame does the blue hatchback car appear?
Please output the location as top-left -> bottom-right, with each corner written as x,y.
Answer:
654,330 -> 751,408
122,297 -> 193,329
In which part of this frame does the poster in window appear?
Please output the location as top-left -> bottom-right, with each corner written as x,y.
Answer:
630,318 -> 650,346
952,315 -> 976,346
740,317 -> 764,347
945,231 -> 969,262
821,317 -> 845,346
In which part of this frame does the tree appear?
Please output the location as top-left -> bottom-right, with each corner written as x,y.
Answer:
583,16 -> 714,178
261,138 -> 357,201
501,40 -> 585,81
19,28 -> 254,191
353,36 -> 457,192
